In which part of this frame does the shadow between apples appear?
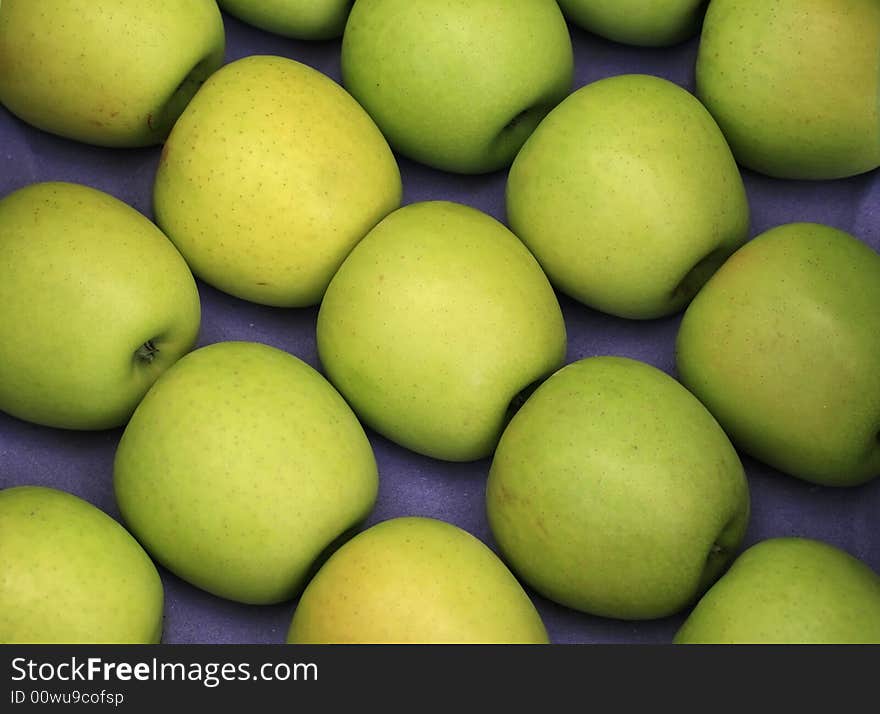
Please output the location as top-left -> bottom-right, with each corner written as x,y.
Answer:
0,105 -> 162,216
528,589 -> 688,645
155,563 -> 294,645
564,18 -> 700,93
739,165 -> 878,241
396,153 -> 508,222
219,9 -> 345,82
555,290 -> 683,376
733,452 -> 880,571
193,278 -> 321,371
0,409 -> 123,518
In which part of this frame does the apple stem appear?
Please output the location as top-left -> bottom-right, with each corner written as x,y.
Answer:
136,340 -> 159,364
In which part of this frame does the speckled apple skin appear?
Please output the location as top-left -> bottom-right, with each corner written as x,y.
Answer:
506,74 -> 750,320
675,538 -> 880,644
218,0 -> 354,40
0,486 -> 164,644
113,341 -> 379,605
486,356 -> 750,620
696,0 -> 880,180
341,0 -> 574,174
0,182 -> 201,430
316,201 -> 567,462
0,0 -> 225,147
153,55 -> 402,308
287,517 -> 549,644
557,0 -> 707,47
676,223 -> 880,487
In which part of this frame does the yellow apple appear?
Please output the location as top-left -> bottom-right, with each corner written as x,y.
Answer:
0,0 -> 225,146
317,201 -> 567,461
696,0 -> 880,179
287,517 -> 549,643
0,486 -> 163,644
0,182 -> 200,430
154,55 -> 401,307
507,74 -> 749,319
113,341 -> 379,605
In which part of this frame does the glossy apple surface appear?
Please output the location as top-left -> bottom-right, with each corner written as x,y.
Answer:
287,517 -> 549,643
316,200 -> 567,462
507,74 -> 749,319
154,55 -> 401,307
341,0 -> 574,174
0,0 -> 225,147
557,0 -> 707,46
676,223 -> 880,487
113,341 -> 379,605
486,356 -> 750,620
0,182 -> 200,430
218,0 -> 353,40
696,0 -> 880,179
675,537 -> 880,644
0,486 -> 164,644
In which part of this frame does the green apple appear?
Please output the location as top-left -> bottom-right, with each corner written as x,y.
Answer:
0,182 -> 200,430
486,356 -> 750,620
113,341 -> 379,605
0,485 -> 163,644
696,0 -> 880,179
287,517 -> 549,644
676,223 -> 880,487
557,0 -> 708,47
316,200 -> 567,462
0,0 -> 225,147
507,74 -> 750,320
154,54 -> 401,308
218,0 -> 354,40
341,0 -> 574,174
675,537 -> 880,644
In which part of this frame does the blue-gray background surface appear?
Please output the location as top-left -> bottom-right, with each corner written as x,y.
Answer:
1,12 -> 878,644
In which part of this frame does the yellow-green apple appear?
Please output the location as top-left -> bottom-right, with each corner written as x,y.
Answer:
675,538 -> 880,644
676,223 -> 880,487
287,517 -> 549,644
154,55 -> 401,307
486,356 -> 750,620
506,74 -> 749,320
696,0 -> 880,179
316,200 -> 567,462
113,341 -> 379,605
0,485 -> 164,644
218,0 -> 354,40
557,0 -> 708,46
341,0 -> 574,174
0,182 -> 200,430
0,0 -> 225,147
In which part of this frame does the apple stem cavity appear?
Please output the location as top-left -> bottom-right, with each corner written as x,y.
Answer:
504,108 -> 532,134
150,58 -> 216,140
501,104 -> 551,140
671,248 -> 727,304
301,525 -> 360,589
505,379 -> 544,425
489,103 -> 554,166
136,340 -> 160,364
697,539 -> 733,595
